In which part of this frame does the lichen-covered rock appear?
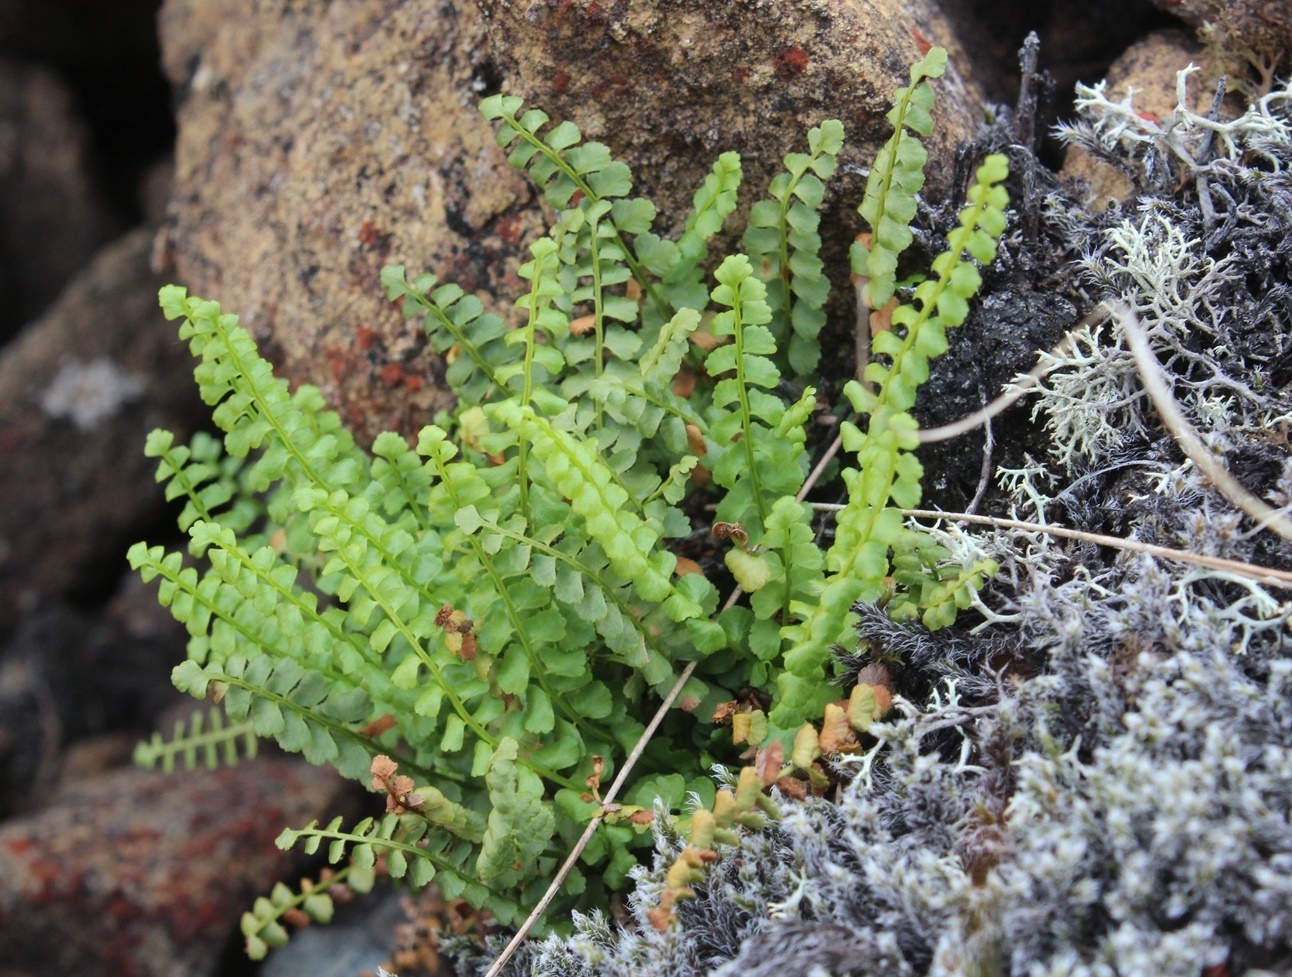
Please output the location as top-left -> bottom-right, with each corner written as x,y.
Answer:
156,0 -> 993,444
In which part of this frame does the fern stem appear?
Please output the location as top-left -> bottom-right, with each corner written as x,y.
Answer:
290,822 -> 518,903
198,522 -> 385,674
424,305 -> 507,396
731,300 -> 770,529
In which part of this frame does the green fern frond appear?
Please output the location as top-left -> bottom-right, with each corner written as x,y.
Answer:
171,656 -> 384,781
743,119 -> 843,375
771,152 -> 1009,734
649,150 -> 744,312
479,95 -> 633,209
852,46 -> 947,311
239,870 -> 365,959
276,811 -> 526,923
492,400 -> 707,630
479,94 -> 662,314
380,265 -> 510,405
704,254 -> 813,542
140,46 -> 1012,956
369,430 -> 433,532
159,286 -> 370,497
144,429 -> 259,542
478,737 -> 557,889
133,705 -> 259,772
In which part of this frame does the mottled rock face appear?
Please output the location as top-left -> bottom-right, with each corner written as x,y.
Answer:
474,0 -> 987,226
156,0 -> 540,445
156,0 -> 987,444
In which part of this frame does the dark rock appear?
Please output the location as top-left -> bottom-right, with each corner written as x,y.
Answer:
0,58 -> 116,332
0,227 -> 206,631
0,0 -> 175,227
0,603 -> 91,820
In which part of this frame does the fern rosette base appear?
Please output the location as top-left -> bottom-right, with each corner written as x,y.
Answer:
132,47 -> 1009,960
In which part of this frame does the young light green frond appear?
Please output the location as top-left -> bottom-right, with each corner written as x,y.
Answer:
160,286 -> 371,496
493,400 -> 699,619
852,48 -> 948,311
132,706 -> 259,773
654,150 -> 745,310
144,429 -> 260,544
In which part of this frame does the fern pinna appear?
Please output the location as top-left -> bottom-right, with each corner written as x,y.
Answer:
130,46 -> 1009,957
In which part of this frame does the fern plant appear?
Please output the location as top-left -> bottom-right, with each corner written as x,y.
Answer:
130,46 -> 1008,958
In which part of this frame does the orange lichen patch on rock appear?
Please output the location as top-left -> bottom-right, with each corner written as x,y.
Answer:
773,44 -> 809,77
